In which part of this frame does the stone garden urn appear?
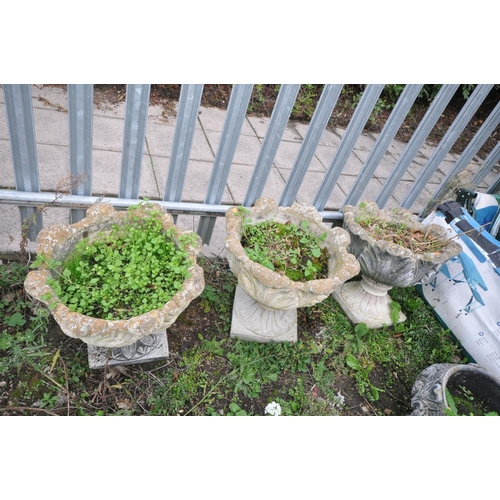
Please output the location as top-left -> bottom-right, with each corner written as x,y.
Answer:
411,363 -> 500,416
24,203 -> 205,368
332,201 -> 462,329
224,197 -> 360,342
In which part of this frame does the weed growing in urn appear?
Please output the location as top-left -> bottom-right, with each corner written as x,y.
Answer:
353,202 -> 448,254
33,204 -> 196,320
238,208 -> 329,282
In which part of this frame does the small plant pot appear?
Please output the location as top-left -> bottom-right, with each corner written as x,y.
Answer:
332,201 -> 462,328
224,197 -> 360,342
24,203 -> 204,366
411,363 -> 500,416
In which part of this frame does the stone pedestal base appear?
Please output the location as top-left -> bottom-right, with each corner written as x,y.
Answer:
230,285 -> 297,343
332,275 -> 406,329
87,331 -> 169,369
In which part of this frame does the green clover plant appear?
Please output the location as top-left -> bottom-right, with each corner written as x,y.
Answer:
33,204 -> 195,320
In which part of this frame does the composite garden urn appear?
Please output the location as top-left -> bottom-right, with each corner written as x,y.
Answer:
410,363 -> 500,416
224,197 -> 360,342
332,201 -> 462,329
24,203 -> 205,367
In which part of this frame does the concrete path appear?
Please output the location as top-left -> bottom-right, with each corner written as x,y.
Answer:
0,85 -> 496,259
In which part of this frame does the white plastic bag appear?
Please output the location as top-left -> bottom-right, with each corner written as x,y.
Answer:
418,200 -> 500,378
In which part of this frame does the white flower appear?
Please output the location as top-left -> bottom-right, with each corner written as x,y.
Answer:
264,401 -> 282,416
331,391 -> 345,409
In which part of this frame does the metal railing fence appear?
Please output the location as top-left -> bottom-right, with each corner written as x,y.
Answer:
1,83 -> 500,245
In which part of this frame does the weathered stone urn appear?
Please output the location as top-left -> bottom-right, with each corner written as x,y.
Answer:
225,197 -> 360,342
332,201 -> 462,328
24,203 -> 205,366
411,363 -> 500,416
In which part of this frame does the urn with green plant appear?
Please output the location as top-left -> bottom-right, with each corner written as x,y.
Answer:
24,202 -> 204,366
224,197 -> 360,342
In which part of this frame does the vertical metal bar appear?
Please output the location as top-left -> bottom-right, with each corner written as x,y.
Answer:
487,171 -> 500,195
423,99 -> 500,215
472,142 -> 500,187
313,84 -> 385,211
243,84 -> 300,207
163,84 -> 204,203
3,84 -> 42,241
68,84 -> 93,223
279,84 -> 343,207
375,84 -> 460,208
119,84 -> 151,200
401,84 -> 494,211
343,84 -> 423,207
197,84 -> 253,244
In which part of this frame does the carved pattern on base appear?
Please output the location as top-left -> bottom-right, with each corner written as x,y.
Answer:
88,331 -> 169,369
332,275 -> 406,328
231,285 -> 297,342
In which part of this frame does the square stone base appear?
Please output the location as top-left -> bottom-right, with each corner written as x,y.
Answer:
87,331 -> 169,369
230,285 -> 297,343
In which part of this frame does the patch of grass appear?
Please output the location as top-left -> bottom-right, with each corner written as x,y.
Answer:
198,257 -> 236,333
1,257 -> 465,416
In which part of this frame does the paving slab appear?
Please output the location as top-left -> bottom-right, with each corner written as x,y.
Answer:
0,105 -> 11,140
351,149 -> 416,182
247,116 -> 303,142
33,106 -> 70,146
147,122 -> 214,162
273,140 -> 326,171
197,106 -> 255,136
204,129 -> 262,167
275,167 -> 347,209
149,157 -> 234,205
30,85 -> 69,113
0,204 -> 70,258
334,127 -> 377,152
37,144 -> 71,191
226,163 -> 286,205
388,180 -> 435,214
143,119 -> 175,158
337,174 -> 386,207
314,146 -> 363,174
0,140 -> 15,186
175,214 -> 227,257
92,114 -> 125,152
293,122 -> 343,147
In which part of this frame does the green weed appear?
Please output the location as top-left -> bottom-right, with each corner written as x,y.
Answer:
1,255 -> 464,416
292,84 -> 324,120
32,204 -> 195,320
445,385 -> 499,416
240,216 -> 329,282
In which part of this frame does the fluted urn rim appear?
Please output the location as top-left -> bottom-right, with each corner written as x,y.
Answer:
341,201 -> 462,267
24,202 -> 205,348
224,197 -> 360,309
411,363 -> 500,416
